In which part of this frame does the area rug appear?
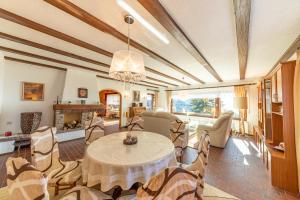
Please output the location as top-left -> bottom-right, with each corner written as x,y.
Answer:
0,183 -> 239,200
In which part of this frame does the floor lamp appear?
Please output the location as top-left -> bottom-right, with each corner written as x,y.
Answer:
234,97 -> 248,136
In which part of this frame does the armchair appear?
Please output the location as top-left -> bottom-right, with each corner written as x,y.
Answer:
197,112 -> 233,148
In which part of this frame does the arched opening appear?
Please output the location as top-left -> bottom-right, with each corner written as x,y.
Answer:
99,89 -> 122,128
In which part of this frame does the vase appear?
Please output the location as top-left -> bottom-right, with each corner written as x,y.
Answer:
20,112 -> 42,134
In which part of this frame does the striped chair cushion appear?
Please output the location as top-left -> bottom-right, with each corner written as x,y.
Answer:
60,186 -> 113,200
126,116 -> 144,131
85,115 -> 105,145
170,120 -> 188,157
137,167 -> 197,200
31,126 -> 82,187
6,157 -> 49,200
180,132 -> 210,200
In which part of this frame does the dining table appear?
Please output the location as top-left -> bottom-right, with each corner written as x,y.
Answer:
82,131 -> 177,192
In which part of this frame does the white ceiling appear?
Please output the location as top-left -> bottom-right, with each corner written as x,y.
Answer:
0,0 -> 299,88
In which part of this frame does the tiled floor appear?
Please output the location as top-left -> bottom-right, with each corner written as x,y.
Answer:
0,126 -> 299,200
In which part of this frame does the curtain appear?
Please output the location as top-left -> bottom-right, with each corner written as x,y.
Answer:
234,86 -> 248,120
166,90 -> 172,112
294,50 -> 300,192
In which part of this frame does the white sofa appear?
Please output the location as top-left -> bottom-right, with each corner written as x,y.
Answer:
140,112 -> 189,156
197,112 -> 234,148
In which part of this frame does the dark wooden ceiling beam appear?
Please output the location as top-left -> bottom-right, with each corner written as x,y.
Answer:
266,34 -> 300,77
0,8 -> 113,57
0,32 -> 189,85
0,46 -> 170,87
4,56 -> 66,71
43,0 -> 204,84
138,0 -> 223,82
4,56 -> 159,89
233,0 -> 251,80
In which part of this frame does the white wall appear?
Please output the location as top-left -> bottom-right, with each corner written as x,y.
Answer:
0,60 -> 66,133
62,68 -> 99,104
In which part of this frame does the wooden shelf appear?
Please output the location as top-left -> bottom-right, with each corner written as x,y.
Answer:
265,141 -> 285,159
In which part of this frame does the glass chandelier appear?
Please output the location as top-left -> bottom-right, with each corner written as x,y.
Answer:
109,15 -> 145,83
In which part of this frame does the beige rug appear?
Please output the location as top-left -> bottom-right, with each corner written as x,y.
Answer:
0,183 -> 239,200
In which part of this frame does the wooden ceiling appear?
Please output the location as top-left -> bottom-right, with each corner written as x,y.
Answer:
0,0 -> 299,88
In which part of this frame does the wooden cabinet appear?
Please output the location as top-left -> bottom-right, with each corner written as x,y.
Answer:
260,61 -> 298,193
128,107 -> 146,118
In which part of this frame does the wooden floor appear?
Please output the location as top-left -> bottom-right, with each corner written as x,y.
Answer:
0,126 -> 299,200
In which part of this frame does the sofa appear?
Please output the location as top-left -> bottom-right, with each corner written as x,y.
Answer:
197,112 -> 234,148
140,112 -> 189,157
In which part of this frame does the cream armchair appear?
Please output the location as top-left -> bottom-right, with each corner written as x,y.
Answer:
197,112 -> 233,148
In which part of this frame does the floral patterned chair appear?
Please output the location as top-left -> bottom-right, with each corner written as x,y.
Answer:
31,126 -> 82,195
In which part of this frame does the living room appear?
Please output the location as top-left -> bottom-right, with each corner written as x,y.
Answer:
0,0 -> 300,200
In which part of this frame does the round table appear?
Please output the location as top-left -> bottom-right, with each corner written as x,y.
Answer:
82,131 -> 177,191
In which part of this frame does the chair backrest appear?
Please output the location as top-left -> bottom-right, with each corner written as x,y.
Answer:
137,167 -> 198,200
126,115 -> 144,131
85,114 -> 104,144
140,112 -> 182,138
184,132 -> 210,199
6,157 -> 49,200
31,126 -> 60,175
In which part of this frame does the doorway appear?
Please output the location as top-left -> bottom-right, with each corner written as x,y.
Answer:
99,89 -> 122,127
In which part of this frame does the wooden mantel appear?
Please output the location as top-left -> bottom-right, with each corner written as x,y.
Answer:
53,104 -> 105,113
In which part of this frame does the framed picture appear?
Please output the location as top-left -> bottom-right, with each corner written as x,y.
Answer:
22,82 -> 44,101
78,88 -> 88,98
133,90 -> 140,102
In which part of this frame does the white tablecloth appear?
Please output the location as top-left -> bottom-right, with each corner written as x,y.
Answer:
82,131 -> 177,191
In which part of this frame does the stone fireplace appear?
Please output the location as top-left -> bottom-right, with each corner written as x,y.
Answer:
53,104 -> 105,133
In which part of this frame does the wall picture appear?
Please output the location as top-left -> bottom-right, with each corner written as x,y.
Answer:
22,82 -> 44,101
133,90 -> 140,102
78,88 -> 88,98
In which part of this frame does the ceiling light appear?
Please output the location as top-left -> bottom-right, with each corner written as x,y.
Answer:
109,15 -> 146,83
116,0 -> 170,44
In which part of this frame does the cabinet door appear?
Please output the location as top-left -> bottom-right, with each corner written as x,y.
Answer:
277,69 -> 282,102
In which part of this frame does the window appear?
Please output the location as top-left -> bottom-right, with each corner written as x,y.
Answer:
172,97 -> 215,116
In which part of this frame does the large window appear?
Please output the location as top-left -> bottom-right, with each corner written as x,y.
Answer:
171,87 -> 239,118
147,94 -> 154,111
172,97 -> 215,116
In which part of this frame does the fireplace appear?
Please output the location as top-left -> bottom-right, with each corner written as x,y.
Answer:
53,104 -> 105,133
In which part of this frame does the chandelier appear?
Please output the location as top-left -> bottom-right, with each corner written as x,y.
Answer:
109,15 -> 145,83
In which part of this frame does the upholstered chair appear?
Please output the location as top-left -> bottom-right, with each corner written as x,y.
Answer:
6,157 -> 49,200
170,119 -> 189,160
126,115 -> 144,131
180,132 -> 210,200
6,157 -> 113,200
117,167 -> 198,200
31,126 -> 82,195
197,112 -> 233,148
85,114 -> 105,145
